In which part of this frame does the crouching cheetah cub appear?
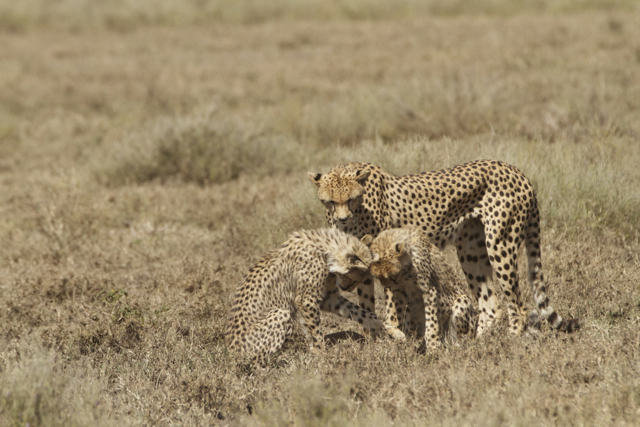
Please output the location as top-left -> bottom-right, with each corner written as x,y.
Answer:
363,227 -> 477,350
225,228 -> 385,367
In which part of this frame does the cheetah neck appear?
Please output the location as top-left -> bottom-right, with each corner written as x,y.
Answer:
379,173 -> 408,228
339,167 -> 393,238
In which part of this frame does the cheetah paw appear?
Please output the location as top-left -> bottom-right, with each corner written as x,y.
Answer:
384,325 -> 407,341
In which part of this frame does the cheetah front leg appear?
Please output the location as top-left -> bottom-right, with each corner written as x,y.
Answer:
297,288 -> 326,352
386,286 -> 417,335
353,277 -> 405,341
357,277 -> 396,338
355,276 -> 376,313
322,276 -> 385,335
404,285 -> 427,339
450,294 -> 477,337
419,279 -> 441,350
374,282 -> 407,341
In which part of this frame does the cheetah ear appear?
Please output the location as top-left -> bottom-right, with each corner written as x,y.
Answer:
395,242 -> 406,254
361,234 -> 374,246
307,172 -> 322,185
354,169 -> 371,182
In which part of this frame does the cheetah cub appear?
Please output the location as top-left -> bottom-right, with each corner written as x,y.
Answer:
363,227 -> 477,350
225,228 -> 385,367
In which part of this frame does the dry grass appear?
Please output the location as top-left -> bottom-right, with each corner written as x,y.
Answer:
0,0 -> 637,31
1,2 -> 640,426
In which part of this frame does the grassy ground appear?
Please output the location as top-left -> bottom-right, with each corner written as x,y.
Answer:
1,1 -> 640,426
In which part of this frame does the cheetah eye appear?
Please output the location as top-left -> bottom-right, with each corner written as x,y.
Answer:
347,255 -> 362,265
322,200 -> 335,209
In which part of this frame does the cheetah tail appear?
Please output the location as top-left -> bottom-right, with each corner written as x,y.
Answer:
557,317 -> 582,333
525,201 -> 580,333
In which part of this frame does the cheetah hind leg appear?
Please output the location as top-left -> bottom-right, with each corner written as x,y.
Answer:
456,218 -> 502,337
245,308 -> 294,368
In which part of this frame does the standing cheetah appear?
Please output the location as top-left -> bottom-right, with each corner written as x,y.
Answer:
363,227 -> 477,350
308,160 -> 579,336
225,228 -> 386,367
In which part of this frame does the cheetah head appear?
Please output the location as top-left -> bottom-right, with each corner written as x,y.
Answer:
327,238 -> 378,291
362,231 -> 412,287
308,165 -> 371,227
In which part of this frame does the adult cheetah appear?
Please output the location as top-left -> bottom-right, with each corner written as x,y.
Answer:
225,228 -> 386,367
363,227 -> 477,350
308,160 -> 579,336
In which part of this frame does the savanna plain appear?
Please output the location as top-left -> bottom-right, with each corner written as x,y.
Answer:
1,1 -> 640,426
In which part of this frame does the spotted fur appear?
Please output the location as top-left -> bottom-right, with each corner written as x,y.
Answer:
309,160 -> 580,336
364,227 -> 477,350
225,228 -> 385,367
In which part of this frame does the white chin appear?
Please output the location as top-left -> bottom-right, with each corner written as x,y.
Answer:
327,263 -> 348,275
